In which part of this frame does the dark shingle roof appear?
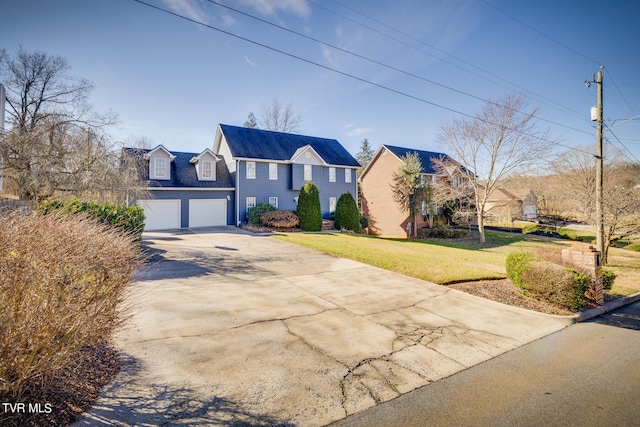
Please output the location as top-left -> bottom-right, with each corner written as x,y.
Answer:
122,148 -> 234,188
383,145 -> 455,174
219,124 -> 360,167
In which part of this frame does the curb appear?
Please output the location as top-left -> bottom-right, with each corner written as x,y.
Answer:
566,291 -> 640,324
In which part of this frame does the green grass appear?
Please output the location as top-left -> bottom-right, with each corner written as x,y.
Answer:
274,231 -> 550,284
272,231 -> 640,295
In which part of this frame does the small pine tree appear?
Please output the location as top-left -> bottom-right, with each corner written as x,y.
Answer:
297,182 -> 322,231
334,192 -> 361,231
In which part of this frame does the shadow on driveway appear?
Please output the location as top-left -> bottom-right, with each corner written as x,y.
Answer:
75,354 -> 296,427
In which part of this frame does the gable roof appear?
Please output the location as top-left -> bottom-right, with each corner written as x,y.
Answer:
123,147 -> 233,188
487,187 -> 536,202
216,124 -> 360,167
383,145 -> 455,174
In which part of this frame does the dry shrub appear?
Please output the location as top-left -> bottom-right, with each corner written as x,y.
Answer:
534,246 -> 564,265
0,212 -> 141,400
260,210 -> 300,228
521,261 -> 586,310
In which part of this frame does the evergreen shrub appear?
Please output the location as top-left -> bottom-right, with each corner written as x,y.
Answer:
297,182 -> 322,231
334,193 -> 361,232
247,203 -> 277,226
505,250 -> 539,289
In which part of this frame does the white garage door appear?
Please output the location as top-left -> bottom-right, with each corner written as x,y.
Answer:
189,199 -> 227,228
138,199 -> 181,231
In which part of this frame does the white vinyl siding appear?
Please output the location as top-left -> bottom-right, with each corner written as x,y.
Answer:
304,164 -> 312,181
269,197 -> 278,209
329,167 -> 336,182
269,163 -> 278,180
246,161 -> 256,179
345,168 -> 352,183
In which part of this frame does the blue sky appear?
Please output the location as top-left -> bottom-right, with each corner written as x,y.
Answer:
2,0 -> 639,162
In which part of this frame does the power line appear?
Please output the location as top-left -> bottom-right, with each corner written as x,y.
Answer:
479,0 -> 600,66
323,0 -> 587,121
606,68 -> 637,117
205,0 -> 592,137
604,123 -> 640,163
131,0 -> 593,156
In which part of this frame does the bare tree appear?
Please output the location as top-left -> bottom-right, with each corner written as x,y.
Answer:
430,156 -> 475,228
548,147 -> 640,263
438,93 -> 554,242
390,152 -> 424,237
244,112 -> 258,128
0,47 -> 118,201
259,97 -> 302,133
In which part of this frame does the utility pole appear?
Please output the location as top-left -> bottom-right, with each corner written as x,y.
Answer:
595,67 -> 604,259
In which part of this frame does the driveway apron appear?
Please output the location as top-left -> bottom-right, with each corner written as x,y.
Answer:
75,228 -> 570,426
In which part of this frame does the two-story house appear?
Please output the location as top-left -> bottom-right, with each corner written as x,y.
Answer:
360,144 -> 465,238
128,124 -> 360,230
213,124 -> 360,226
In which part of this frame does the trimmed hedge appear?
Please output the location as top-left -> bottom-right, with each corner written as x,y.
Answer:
260,210 -> 300,228
602,268 -> 616,291
505,250 -> 539,289
247,202 -> 277,226
297,182 -> 322,231
520,261 -> 588,310
417,227 -> 469,239
334,193 -> 361,232
38,198 -> 145,238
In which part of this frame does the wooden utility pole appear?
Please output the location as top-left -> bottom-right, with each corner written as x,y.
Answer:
595,67 -> 604,258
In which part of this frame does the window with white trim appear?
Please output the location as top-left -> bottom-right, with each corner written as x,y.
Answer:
269,163 -> 278,180
345,168 -> 352,183
269,197 -> 278,209
329,196 -> 337,213
329,167 -> 336,182
154,158 -> 166,178
304,164 -> 312,181
202,161 -> 213,179
420,200 -> 428,216
246,161 -> 256,179
246,197 -> 256,211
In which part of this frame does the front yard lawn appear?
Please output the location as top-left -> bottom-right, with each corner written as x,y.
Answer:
273,232 -> 640,296
274,231 -> 545,284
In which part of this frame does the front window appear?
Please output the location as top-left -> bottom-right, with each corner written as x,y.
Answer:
246,197 -> 256,211
246,161 -> 256,179
420,200 -> 428,216
345,168 -> 352,183
329,196 -> 337,213
155,158 -> 166,178
269,163 -> 278,180
269,197 -> 278,209
329,167 -> 336,182
304,164 -> 312,181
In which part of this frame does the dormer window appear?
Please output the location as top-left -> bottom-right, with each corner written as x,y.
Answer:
202,161 -> 213,179
155,158 -> 166,178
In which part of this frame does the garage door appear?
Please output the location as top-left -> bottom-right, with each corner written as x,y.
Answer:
138,199 -> 181,231
189,199 -> 227,228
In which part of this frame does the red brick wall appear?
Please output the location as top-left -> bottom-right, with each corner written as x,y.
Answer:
361,149 -> 430,238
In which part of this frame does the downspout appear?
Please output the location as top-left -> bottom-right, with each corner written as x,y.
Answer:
235,159 -> 240,226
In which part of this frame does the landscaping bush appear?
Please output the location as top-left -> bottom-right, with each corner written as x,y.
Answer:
505,250 -> 539,289
39,198 -> 145,238
602,268 -> 616,291
334,192 -> 361,232
417,227 -> 469,239
260,210 -> 300,228
247,202 -> 277,226
520,261 -> 587,310
0,212 -> 141,401
624,243 -> 640,252
297,182 -> 322,231
360,215 -> 369,230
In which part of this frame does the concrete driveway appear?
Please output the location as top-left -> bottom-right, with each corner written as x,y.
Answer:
76,227 -> 571,426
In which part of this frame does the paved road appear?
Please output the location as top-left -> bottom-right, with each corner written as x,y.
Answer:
332,301 -> 640,427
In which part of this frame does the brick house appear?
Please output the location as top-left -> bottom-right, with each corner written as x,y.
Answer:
360,145 -> 463,238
